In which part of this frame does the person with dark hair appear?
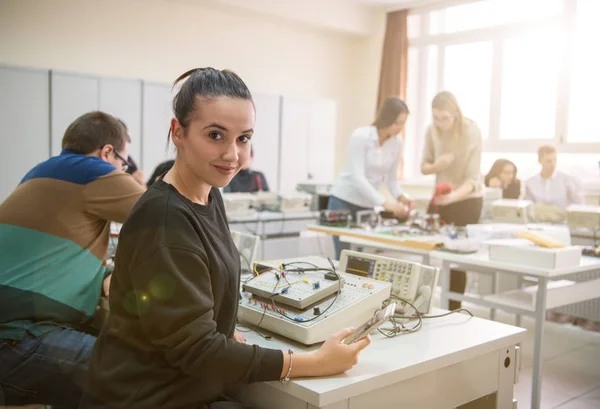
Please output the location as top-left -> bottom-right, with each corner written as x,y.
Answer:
82,68 -> 370,409
0,111 -> 145,408
421,91 -> 483,311
146,159 -> 175,187
223,146 -> 269,193
328,96 -> 413,258
525,145 -> 582,209
485,159 -> 521,199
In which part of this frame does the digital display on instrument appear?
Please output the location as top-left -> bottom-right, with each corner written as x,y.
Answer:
345,256 -> 375,277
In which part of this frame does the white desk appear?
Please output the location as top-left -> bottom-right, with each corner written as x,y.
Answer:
340,235 -> 434,264
431,251 -> 600,409
228,211 -> 321,260
230,310 -> 526,409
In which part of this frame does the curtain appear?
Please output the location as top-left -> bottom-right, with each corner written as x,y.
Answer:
376,9 -> 409,179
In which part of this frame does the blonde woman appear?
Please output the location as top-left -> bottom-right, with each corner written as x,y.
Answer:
421,91 -> 483,310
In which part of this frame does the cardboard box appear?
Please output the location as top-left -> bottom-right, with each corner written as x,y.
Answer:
488,238 -> 582,270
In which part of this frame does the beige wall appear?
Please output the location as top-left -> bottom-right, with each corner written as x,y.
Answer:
0,0 -> 385,175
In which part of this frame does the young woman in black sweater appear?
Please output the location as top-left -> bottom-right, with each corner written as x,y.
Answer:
81,68 -> 369,409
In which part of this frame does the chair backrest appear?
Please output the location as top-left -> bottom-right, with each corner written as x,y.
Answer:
230,230 -> 261,274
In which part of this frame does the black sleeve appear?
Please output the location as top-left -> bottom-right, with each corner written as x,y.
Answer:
129,246 -> 283,384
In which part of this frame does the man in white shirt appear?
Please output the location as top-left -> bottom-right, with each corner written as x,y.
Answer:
525,145 -> 582,209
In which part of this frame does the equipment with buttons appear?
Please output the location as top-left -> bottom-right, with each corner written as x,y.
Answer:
238,255 -> 391,345
337,250 -> 439,314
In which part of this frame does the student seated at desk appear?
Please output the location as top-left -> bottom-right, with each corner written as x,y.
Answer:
0,112 -> 145,409
485,159 -> 521,199
81,68 -> 369,409
525,145 -> 582,209
223,146 -> 269,192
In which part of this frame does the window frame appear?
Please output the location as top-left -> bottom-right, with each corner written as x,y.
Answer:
407,0 -> 598,154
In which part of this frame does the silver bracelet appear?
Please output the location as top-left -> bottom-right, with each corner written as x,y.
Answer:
280,349 -> 294,384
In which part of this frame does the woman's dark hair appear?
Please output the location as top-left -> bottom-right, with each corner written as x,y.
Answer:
62,111 -> 130,154
168,67 -> 253,141
147,160 -> 175,187
485,159 -> 517,186
373,97 -> 410,129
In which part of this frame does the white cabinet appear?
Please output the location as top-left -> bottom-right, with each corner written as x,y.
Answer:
251,93 -> 281,192
99,78 -> 143,166
0,66 -> 50,201
141,82 -> 175,177
50,72 -> 98,156
279,97 -> 337,194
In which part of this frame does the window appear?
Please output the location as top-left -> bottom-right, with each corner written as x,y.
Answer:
500,27 -> 562,140
444,41 -> 493,139
429,0 -> 563,35
407,0 -> 599,162
567,0 -> 600,143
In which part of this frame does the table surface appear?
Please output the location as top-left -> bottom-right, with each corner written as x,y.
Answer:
227,210 -> 319,223
242,308 -> 526,407
431,251 -> 600,278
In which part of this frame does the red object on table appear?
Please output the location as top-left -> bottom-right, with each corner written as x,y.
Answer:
429,182 -> 453,217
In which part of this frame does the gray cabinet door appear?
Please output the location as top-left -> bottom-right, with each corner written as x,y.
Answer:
141,82 -> 175,177
0,66 -> 50,201
279,97 -> 311,194
99,78 -> 143,168
251,93 -> 281,192
50,72 -> 99,156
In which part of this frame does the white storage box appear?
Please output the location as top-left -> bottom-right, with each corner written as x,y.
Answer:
488,238 -> 582,270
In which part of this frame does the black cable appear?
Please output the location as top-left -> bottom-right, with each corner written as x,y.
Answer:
269,258 -> 341,324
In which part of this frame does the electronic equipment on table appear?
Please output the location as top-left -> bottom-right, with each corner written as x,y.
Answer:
319,209 -> 351,227
491,199 -> 533,224
338,250 -> 439,315
238,255 -> 391,345
238,251 -> 439,344
567,204 -> 600,231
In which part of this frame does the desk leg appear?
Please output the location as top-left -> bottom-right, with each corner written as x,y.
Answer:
531,277 -> 548,409
423,254 -> 431,265
440,260 -> 451,310
490,271 -> 499,321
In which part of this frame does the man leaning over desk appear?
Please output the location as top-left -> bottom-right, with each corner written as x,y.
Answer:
0,111 -> 145,408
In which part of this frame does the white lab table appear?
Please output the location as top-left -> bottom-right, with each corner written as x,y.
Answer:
340,235 -> 434,264
228,211 -> 321,260
431,251 -> 600,409
229,309 -> 526,409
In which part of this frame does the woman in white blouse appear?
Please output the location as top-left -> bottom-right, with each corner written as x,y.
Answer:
329,97 -> 412,258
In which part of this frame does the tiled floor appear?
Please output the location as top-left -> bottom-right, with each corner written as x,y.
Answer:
466,304 -> 600,409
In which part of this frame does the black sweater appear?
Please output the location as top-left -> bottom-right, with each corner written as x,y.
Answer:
84,180 -> 283,409
224,169 -> 269,193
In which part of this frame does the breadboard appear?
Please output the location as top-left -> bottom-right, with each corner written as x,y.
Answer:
238,272 -> 391,345
242,269 -> 344,309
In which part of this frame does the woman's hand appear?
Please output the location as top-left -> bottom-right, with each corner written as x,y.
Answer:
434,153 -> 455,172
311,328 -> 371,376
398,195 -> 415,211
233,329 -> 247,343
488,176 -> 502,188
383,201 -> 408,218
432,192 -> 456,206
